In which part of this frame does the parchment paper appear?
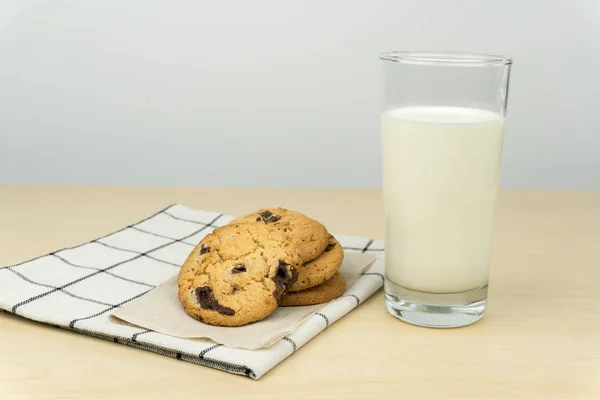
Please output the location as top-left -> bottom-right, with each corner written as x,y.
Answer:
110,252 -> 376,350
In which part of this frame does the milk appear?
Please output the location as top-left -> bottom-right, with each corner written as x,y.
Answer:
381,106 -> 505,293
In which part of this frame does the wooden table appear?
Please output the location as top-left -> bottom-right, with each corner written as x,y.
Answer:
0,187 -> 598,399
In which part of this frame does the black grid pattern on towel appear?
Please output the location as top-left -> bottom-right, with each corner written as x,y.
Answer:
282,337 -> 297,352
0,204 -> 381,378
0,205 -> 239,372
8,211 -> 222,314
362,272 -> 385,282
67,325 -> 256,378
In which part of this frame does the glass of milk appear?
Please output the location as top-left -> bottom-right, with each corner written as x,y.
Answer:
380,51 -> 512,328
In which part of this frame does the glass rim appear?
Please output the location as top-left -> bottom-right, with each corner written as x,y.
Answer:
379,51 -> 512,66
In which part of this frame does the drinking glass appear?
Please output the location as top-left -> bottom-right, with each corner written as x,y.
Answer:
380,51 -> 512,328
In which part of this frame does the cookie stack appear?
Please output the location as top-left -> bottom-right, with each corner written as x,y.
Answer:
177,208 -> 345,327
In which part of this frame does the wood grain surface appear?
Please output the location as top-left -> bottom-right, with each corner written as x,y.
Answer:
0,187 -> 598,399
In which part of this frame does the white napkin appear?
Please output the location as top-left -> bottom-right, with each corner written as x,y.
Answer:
0,204 -> 384,379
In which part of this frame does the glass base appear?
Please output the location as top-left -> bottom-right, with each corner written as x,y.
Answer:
385,279 -> 487,328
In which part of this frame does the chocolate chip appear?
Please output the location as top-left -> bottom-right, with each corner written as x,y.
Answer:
272,284 -> 284,303
272,260 -> 298,303
199,244 -> 210,255
325,242 -> 335,252
231,265 -> 247,274
257,210 -> 281,223
194,286 -> 235,316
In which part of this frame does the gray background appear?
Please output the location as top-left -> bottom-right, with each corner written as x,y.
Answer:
1,0 -> 599,189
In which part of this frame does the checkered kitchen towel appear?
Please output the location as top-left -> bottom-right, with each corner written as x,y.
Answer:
0,204 -> 384,379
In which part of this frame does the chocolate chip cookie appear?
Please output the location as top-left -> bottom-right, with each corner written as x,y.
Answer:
288,236 -> 344,292
177,223 -> 301,326
281,272 -> 346,306
230,208 -> 329,263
